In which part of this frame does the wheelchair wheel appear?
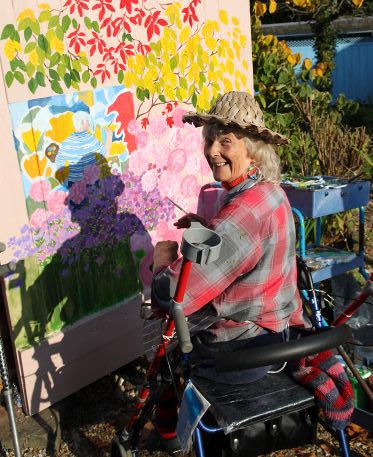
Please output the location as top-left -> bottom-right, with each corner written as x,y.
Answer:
110,436 -> 138,457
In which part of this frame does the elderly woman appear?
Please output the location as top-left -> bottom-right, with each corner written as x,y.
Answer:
151,91 -> 309,446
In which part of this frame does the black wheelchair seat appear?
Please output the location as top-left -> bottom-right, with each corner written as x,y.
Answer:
192,372 -> 318,456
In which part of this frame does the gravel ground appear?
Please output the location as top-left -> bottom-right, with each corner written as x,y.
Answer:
1,357 -> 372,457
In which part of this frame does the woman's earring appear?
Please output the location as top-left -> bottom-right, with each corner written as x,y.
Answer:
247,165 -> 262,181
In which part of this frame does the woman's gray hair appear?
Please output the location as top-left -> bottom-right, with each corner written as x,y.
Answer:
202,124 -> 281,184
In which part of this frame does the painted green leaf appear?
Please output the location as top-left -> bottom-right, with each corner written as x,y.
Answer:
179,77 -> 187,89
28,78 -> 38,94
50,53 -> 60,67
72,59 -> 82,72
71,80 -> 79,90
136,87 -> 145,101
91,21 -> 100,33
55,26 -> 64,41
38,35 -> 50,53
24,27 -> 32,42
35,71 -> 46,87
84,17 -> 91,29
5,71 -> 14,87
82,70 -> 90,83
49,68 -> 60,80
62,54 -> 71,68
36,48 -> 46,65
1,24 -> 15,40
57,63 -> 66,78
39,10 -> 51,22
90,77 -> 97,88
14,71 -> 25,84
80,55 -> 89,67
12,31 -> 20,43
24,42 -> 36,53
72,19 -> 78,29
51,80 -> 63,94
191,93 -> 197,107
143,88 -> 150,99
170,56 -> 178,71
175,87 -> 182,101
71,69 -> 80,82
117,70 -> 124,84
26,62 -> 35,77
159,94 -> 166,103
17,18 -> 32,31
48,16 -> 59,28
62,16 -> 71,32
63,73 -> 71,88
29,21 -> 41,36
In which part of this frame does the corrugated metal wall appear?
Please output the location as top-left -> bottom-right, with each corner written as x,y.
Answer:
287,36 -> 373,103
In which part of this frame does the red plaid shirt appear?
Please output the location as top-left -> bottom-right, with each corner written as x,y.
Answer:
152,181 -> 307,342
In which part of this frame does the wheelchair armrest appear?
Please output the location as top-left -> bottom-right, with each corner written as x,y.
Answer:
214,325 -> 351,373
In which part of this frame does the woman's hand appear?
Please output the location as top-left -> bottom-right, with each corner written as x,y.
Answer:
152,240 -> 179,273
173,213 -> 207,229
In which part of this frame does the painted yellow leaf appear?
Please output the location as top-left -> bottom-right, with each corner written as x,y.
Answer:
218,10 -> 228,25
23,154 -> 47,179
226,59 -> 234,75
22,129 -> 41,152
17,8 -> 35,22
46,112 -> 74,143
179,26 -> 190,43
352,0 -> 364,7
232,17 -> 239,26
164,84 -> 175,100
38,3 -> 51,9
205,36 -> 218,51
223,78 -> 233,92
30,49 -> 39,66
4,40 -> 21,60
45,167 -> 52,177
242,60 -> 248,70
269,0 -> 277,14
123,71 -> 135,87
240,34 -> 248,48
51,37 -> 64,53
253,1 -> 267,17
302,58 -> 313,70
109,141 -> 126,157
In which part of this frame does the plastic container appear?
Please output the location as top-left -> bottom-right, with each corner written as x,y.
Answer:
281,178 -> 371,217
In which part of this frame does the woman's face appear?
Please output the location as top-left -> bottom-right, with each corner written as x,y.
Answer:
204,132 -> 252,184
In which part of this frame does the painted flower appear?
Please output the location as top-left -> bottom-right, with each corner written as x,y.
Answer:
135,130 -> 149,148
141,169 -> 158,193
29,180 -> 52,202
69,181 -> 87,205
30,208 -> 48,228
167,148 -> 186,173
172,108 -> 187,128
46,190 -> 67,214
149,116 -> 167,139
127,119 -> 141,135
181,175 -> 199,196
83,164 -> 100,185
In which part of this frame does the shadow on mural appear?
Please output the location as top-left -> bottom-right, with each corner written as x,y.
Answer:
8,154 -> 152,414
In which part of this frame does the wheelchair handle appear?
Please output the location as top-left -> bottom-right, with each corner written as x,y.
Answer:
215,324 -> 352,372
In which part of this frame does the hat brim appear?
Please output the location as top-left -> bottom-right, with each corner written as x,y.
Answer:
183,112 -> 289,146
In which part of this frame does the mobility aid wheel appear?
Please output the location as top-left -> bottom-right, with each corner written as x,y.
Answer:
110,436 -> 138,457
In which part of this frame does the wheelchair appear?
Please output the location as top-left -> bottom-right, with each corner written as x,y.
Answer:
110,223 -> 371,457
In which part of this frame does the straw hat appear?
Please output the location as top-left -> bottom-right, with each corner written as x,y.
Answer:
183,91 -> 289,146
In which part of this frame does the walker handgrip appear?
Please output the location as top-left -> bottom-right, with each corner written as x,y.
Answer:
215,325 -> 351,372
172,301 -> 193,354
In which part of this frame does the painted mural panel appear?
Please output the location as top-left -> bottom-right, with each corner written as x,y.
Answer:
0,0 -> 252,412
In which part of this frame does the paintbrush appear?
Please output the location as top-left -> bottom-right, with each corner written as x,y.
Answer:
166,197 -> 188,214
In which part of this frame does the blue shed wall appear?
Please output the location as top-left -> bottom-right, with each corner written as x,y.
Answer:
287,36 -> 373,103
